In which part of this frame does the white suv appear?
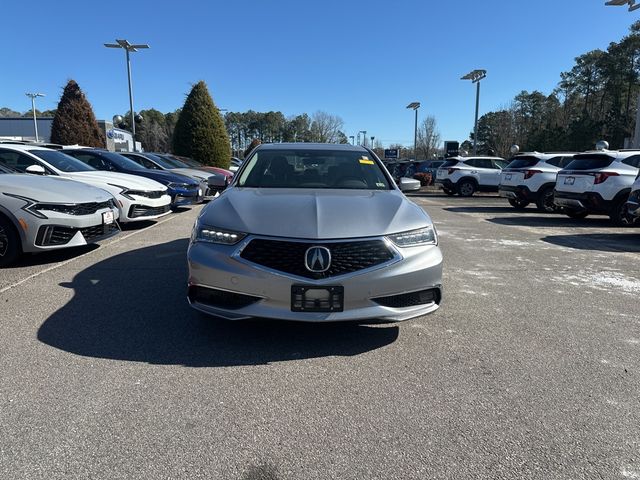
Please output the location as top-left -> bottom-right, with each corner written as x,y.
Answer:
499,153 -> 575,212
435,156 -> 508,196
554,149 -> 640,225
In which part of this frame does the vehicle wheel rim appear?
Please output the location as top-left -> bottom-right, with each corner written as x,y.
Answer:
461,184 -> 473,195
0,226 -> 8,258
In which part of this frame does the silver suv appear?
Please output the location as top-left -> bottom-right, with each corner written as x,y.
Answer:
554,149 -> 640,225
499,153 -> 576,212
435,156 -> 508,196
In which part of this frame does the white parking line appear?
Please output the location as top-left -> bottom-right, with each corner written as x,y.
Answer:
0,213 -> 185,295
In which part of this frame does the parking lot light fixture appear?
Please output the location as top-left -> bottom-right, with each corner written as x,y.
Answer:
349,135 -> 355,145
406,102 -> 420,160
25,92 -> 45,142
461,70 -> 487,156
104,39 -> 150,152
605,0 -> 640,12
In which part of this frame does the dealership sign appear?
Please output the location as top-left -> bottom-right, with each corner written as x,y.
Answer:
107,129 -> 125,141
384,148 -> 399,159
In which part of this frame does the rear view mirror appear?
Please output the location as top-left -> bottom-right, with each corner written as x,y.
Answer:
26,164 -> 46,175
208,175 -> 228,192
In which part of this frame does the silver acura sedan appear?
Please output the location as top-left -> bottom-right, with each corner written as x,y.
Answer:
187,143 -> 442,322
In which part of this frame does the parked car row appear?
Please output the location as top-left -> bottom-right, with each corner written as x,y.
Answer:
0,141 -> 233,267
432,144 -> 640,226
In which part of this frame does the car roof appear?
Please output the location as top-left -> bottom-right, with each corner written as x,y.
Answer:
450,156 -> 505,161
255,143 -> 369,152
0,143 -> 53,152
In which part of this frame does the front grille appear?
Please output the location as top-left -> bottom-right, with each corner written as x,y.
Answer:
36,222 -> 120,246
35,200 -> 114,216
128,204 -> 171,218
127,190 -> 165,199
188,286 -> 261,310
372,288 -> 440,308
240,238 -> 395,279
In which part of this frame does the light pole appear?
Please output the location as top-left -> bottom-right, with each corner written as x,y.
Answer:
359,130 -> 367,146
25,92 -> 45,142
406,102 -> 420,160
604,0 -> 640,12
349,135 -> 355,145
104,39 -> 150,152
461,69 -> 487,156
370,136 -> 375,149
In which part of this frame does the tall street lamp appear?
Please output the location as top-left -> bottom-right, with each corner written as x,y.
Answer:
370,136 -> 375,148
25,92 -> 45,142
359,130 -> 367,146
349,135 -> 355,145
406,102 -> 420,160
461,69 -> 487,155
605,0 -> 640,12
104,39 -> 150,152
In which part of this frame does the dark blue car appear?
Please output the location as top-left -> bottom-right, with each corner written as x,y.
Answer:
63,149 -> 203,208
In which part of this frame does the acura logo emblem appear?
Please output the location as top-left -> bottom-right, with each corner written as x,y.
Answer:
305,246 -> 331,273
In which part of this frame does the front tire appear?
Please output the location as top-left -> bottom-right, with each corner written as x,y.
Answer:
508,198 -> 530,209
457,180 -> 476,197
0,216 -> 21,268
536,187 -> 557,213
609,199 -> 634,227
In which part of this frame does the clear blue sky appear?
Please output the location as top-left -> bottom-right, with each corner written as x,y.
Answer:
0,0 -> 636,147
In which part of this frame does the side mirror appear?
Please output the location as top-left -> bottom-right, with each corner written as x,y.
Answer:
208,175 -> 228,192
399,177 -> 421,192
26,164 -> 46,175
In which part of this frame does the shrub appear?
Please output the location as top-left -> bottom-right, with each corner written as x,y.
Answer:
50,80 -> 105,147
173,81 -> 230,168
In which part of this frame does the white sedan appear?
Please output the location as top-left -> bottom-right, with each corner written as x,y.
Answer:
0,164 -> 120,267
0,144 -> 172,223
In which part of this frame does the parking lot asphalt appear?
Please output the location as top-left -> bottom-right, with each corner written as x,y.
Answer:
1,194 -> 639,480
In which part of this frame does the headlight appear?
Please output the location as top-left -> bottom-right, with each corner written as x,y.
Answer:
168,182 -> 190,189
192,224 -> 247,245
3,193 -> 48,218
387,226 -> 437,247
108,183 -> 134,200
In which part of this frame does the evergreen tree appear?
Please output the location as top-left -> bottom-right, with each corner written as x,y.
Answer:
50,80 -> 105,147
173,81 -> 230,168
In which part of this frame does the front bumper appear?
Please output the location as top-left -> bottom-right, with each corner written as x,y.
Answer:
23,207 -> 120,253
169,187 -> 202,207
120,194 -> 172,222
187,237 -> 443,322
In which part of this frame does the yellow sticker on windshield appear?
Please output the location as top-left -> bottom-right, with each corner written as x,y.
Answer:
359,158 -> 374,165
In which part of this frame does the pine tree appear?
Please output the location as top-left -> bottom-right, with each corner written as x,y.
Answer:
50,80 -> 105,147
173,81 -> 231,168
243,138 -> 261,158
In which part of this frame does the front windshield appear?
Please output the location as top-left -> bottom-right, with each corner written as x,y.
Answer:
100,151 -> 147,170
29,149 -> 96,172
157,155 -> 192,169
237,149 -> 392,190
142,153 -> 179,169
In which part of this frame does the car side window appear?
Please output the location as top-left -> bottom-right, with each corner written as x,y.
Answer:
0,150 -> 52,173
546,157 -> 561,167
475,159 -> 494,169
70,153 -> 107,170
142,158 -> 159,169
464,159 -> 478,168
621,155 -> 640,168
493,159 -> 508,169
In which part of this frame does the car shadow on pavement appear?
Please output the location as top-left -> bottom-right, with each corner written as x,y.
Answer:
6,245 -> 100,268
487,215 -> 613,228
541,233 -> 640,252
445,206 -> 523,214
37,239 -> 399,367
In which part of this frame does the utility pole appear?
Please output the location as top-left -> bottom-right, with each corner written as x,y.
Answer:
461,70 -> 487,155
25,93 -> 45,142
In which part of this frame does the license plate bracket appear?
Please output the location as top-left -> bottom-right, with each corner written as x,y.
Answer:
564,176 -> 575,185
102,211 -> 114,225
291,285 -> 344,312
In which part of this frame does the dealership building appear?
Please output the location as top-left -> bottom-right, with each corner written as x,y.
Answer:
0,117 -> 141,152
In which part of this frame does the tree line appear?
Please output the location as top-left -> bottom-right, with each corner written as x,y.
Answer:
472,21 -> 640,158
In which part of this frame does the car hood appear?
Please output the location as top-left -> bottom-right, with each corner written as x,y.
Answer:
126,169 -> 198,186
169,168 -> 218,182
0,174 -> 112,203
62,171 -> 167,191
199,188 -> 431,239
